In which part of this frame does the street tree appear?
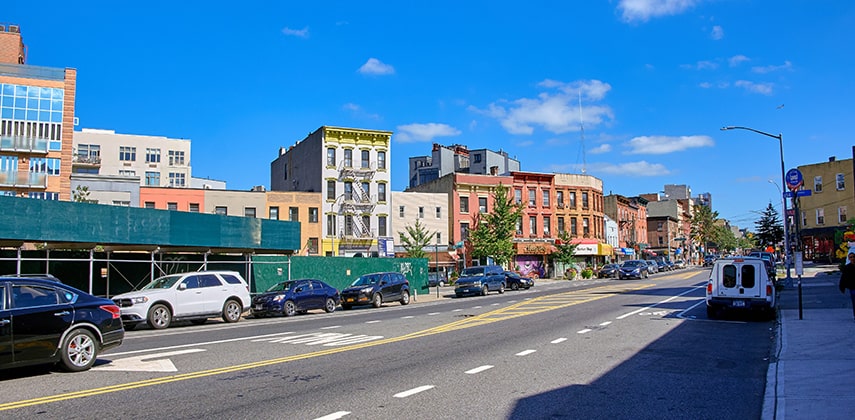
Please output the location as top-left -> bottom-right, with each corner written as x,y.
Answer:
399,219 -> 437,259
72,185 -> 92,203
754,202 -> 783,249
469,183 -> 524,267
690,204 -> 719,252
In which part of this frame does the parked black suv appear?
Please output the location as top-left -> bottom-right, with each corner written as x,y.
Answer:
340,272 -> 410,309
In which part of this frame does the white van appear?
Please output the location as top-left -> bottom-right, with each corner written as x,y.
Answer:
706,257 -> 776,319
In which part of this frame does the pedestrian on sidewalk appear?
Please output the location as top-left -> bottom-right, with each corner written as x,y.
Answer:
840,252 -> 855,320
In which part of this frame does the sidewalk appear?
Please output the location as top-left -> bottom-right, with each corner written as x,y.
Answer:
763,264 -> 855,420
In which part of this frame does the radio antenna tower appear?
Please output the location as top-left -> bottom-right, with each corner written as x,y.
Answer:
578,92 -> 587,174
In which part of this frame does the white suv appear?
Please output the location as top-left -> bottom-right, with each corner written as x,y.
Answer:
112,271 -> 251,329
706,257 -> 776,319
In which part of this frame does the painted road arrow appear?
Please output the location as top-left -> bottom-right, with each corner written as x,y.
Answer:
95,349 -> 206,372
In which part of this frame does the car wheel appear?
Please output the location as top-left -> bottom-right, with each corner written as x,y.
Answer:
60,328 -> 98,372
283,300 -> 297,317
400,291 -> 410,306
191,319 -> 207,325
482,285 -> 488,296
147,304 -> 172,329
222,299 -> 242,323
511,282 -> 519,291
439,281 -> 446,287
324,298 -> 337,313
498,283 -> 505,294
372,293 -> 383,308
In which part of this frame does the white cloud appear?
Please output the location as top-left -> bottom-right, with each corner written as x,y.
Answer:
752,61 -> 792,74
395,123 -> 460,143
699,82 -> 712,89
681,60 -> 718,70
618,0 -> 702,22
710,25 -> 724,40
590,161 -> 671,176
589,144 -> 613,154
358,58 -> 395,75
625,135 -> 714,154
729,55 -> 750,67
471,79 -> 614,135
282,27 -> 309,38
734,80 -> 774,95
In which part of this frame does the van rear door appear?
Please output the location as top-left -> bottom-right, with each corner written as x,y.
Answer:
716,261 -> 762,299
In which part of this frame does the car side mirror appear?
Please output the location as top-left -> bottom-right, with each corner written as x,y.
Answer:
178,283 -> 187,291
295,287 -> 303,293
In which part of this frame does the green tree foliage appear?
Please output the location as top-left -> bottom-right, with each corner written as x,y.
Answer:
399,219 -> 436,259
552,230 -> 578,265
690,204 -> 719,251
72,185 -> 91,203
754,202 -> 784,248
469,183 -> 524,267
713,225 -> 738,253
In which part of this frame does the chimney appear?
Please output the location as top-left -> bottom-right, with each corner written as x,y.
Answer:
829,156 -> 836,162
279,147 -> 286,156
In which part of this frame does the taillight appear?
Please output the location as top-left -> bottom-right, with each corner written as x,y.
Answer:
100,304 -> 122,319
706,282 -> 712,294
766,285 -> 773,295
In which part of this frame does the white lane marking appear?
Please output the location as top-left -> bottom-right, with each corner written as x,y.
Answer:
577,329 -> 592,334
108,332 -> 295,357
320,325 -> 342,330
452,309 -> 463,312
465,365 -> 494,374
96,349 -> 206,372
258,332 -> 384,346
314,411 -> 351,420
516,349 -> 537,356
491,303 -> 500,306
366,320 -> 382,324
394,385 -> 435,398
551,338 -> 568,344
616,285 -> 704,320
401,316 -> 415,319
676,299 -> 706,319
473,306 -> 482,309
508,300 -> 518,303
427,312 -> 440,316
599,321 -> 612,326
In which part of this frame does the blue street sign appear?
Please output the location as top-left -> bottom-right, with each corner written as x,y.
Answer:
785,168 -> 803,191
783,191 -> 794,198
796,189 -> 812,197
455,241 -> 464,249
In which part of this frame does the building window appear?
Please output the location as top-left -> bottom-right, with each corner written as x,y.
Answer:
542,189 -> 550,207
308,238 -> 319,255
327,215 -> 337,236
816,208 -> 825,225
289,207 -> 299,222
528,189 -> 536,207
460,196 -> 469,213
344,182 -> 353,200
361,150 -> 370,168
582,192 -> 589,209
378,216 -> 387,237
837,173 -> 845,190
344,149 -> 353,168
76,144 -> 100,163
146,148 -> 161,163
571,217 -> 578,236
516,217 -> 522,235
377,151 -> 386,170
378,183 -> 386,202
119,170 -> 136,177
309,207 -> 319,223
145,172 -> 160,186
460,222 -> 470,240
514,189 -> 522,204
473,153 -> 482,163
269,206 -> 279,220
529,216 -> 537,236
840,206 -> 848,223
344,216 -> 353,236
436,232 -> 442,243
168,150 -> 185,166
569,192 -> 576,208
282,164 -> 287,181
543,217 -> 551,236
802,211 -> 807,227
119,146 -> 136,161
479,197 -> 488,213
327,148 -> 336,166
583,218 -> 590,236
113,200 -> 130,207
45,158 -> 60,176
419,206 -> 424,218
558,217 -> 565,233
399,206 -> 405,217
436,207 -> 441,218
557,191 -> 564,207
814,176 -> 822,192
169,172 -> 186,187
144,202 -> 155,209
362,215 -> 371,235
244,207 -> 256,218
361,182 -> 370,200
189,203 -> 200,212
167,202 -> 177,211
327,180 -> 336,200
215,206 -> 228,215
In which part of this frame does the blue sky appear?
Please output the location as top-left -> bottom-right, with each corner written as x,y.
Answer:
6,1 -> 854,228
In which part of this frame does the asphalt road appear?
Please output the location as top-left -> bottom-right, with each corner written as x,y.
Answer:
0,268 -> 776,419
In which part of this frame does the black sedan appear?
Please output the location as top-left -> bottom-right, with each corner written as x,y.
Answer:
597,264 -> 620,278
502,271 -> 534,290
251,279 -> 340,317
0,276 -> 125,372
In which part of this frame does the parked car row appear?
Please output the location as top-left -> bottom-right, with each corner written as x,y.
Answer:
597,259 -> 690,280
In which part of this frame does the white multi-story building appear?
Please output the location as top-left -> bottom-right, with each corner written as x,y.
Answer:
270,126 -> 392,257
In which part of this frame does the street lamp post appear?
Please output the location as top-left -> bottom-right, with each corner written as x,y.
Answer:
720,126 -> 792,283
435,234 -> 440,298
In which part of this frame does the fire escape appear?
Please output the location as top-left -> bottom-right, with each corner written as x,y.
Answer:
337,160 -> 377,240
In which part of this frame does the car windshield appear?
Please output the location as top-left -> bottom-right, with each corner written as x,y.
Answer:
460,267 -> 486,277
622,261 -> 641,267
351,274 -> 381,286
265,281 -> 297,292
142,275 -> 182,290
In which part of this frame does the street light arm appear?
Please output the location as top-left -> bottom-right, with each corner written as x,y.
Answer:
720,126 -> 781,140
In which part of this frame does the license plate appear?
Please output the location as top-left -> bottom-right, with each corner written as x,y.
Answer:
733,300 -> 745,307
346,298 -> 354,303
255,305 -> 262,311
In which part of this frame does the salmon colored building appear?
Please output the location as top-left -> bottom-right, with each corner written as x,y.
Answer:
140,187 -> 206,212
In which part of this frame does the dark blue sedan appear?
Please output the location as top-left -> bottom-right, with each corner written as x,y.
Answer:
251,279 -> 340,317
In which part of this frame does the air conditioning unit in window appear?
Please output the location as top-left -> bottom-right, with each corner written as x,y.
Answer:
9,25 -> 20,33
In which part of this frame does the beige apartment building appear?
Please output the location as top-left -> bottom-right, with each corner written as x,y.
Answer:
795,155 -> 854,260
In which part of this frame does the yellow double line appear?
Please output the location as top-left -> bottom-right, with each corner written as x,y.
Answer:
0,283 -> 651,411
